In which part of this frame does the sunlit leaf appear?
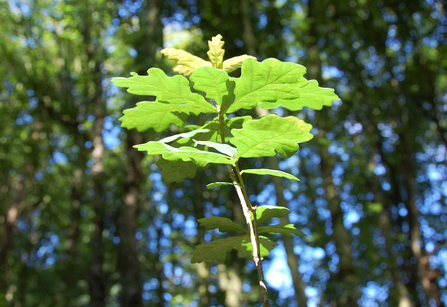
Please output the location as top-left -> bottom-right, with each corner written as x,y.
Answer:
222,58 -> 308,113
230,114 -> 313,158
112,68 -> 216,114
190,67 -> 229,105
159,129 -> 210,143
259,79 -> 340,111
161,48 -> 212,76
185,116 -> 252,143
207,34 -> 225,69
241,168 -> 299,181
223,55 -> 257,73
193,140 -> 237,157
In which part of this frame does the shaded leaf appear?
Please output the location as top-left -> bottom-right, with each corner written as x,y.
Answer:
230,114 -> 313,158
223,58 -> 308,113
241,168 -> 299,182
206,182 -> 234,190
258,224 -> 306,237
112,68 -> 215,114
197,216 -> 246,233
191,235 -> 246,264
161,48 -> 212,76
190,67 -> 229,105
252,206 -> 290,225
259,80 -> 340,111
156,159 -> 198,183
185,116 -> 252,143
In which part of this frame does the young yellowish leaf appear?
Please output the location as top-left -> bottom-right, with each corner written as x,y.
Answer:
207,34 -> 225,69
161,48 -> 211,76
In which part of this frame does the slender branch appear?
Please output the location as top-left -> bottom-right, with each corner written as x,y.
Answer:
217,108 -> 270,307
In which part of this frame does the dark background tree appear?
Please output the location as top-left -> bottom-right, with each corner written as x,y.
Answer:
0,0 -> 446,306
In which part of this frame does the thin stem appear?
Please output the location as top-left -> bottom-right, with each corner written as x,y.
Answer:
217,109 -> 270,307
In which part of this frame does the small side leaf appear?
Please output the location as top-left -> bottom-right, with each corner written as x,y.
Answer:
206,182 -> 234,190
197,217 -> 246,233
241,169 -> 299,182
258,224 -> 306,237
253,206 -> 291,225
159,129 -> 210,143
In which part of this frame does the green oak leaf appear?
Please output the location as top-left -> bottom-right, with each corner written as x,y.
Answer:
190,67 -> 229,105
191,235 -> 276,263
159,129 -> 209,143
119,102 -> 188,132
112,68 -> 216,113
197,217 -> 246,233
156,158 -> 198,183
185,116 -> 252,143
206,182 -> 234,189
191,235 -> 246,264
252,206 -> 290,225
234,235 -> 277,260
230,114 -> 313,158
222,58 -> 308,113
241,168 -> 299,182
135,143 -> 235,167
258,224 -> 306,237
258,80 -> 340,111
193,140 -> 237,157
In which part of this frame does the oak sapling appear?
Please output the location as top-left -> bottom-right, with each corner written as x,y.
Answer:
112,34 -> 339,307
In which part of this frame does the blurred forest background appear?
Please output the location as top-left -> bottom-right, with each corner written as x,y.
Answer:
1,0 -> 446,306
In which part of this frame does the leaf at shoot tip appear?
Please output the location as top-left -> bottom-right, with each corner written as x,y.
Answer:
207,34 -> 225,69
161,48 -> 211,76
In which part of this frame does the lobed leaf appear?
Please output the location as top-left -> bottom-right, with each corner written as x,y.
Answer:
230,114 -> 313,158
234,235 -> 277,260
223,55 -> 257,73
241,168 -> 299,182
135,143 -> 236,167
253,206 -> 290,225
191,235 -> 246,264
207,34 -> 225,69
112,68 -> 216,114
258,79 -> 340,111
161,48 -> 212,76
190,67 -> 229,105
191,235 -> 276,263
185,116 -> 252,143
156,159 -> 198,183
258,224 -> 306,237
197,216 -> 246,233
222,58 -> 308,113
